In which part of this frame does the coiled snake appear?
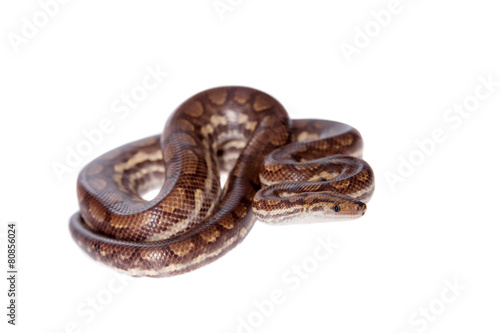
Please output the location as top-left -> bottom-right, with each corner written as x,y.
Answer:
69,86 -> 374,277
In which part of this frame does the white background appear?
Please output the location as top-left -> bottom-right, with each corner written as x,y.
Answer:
1,0 -> 499,332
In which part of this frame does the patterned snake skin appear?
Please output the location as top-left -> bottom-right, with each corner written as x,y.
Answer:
69,86 -> 375,277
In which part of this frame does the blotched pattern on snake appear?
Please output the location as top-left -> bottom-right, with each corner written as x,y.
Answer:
69,86 -> 375,277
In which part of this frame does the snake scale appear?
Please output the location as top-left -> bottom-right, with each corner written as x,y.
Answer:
69,86 -> 375,277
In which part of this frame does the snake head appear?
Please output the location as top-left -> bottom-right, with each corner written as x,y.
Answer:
301,192 -> 367,222
253,187 -> 368,224
326,196 -> 367,220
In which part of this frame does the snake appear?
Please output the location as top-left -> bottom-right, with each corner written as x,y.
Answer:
69,86 -> 375,277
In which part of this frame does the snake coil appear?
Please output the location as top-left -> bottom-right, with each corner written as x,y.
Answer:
69,86 -> 374,277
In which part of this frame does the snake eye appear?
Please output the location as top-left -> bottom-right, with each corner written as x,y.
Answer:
334,205 -> 340,212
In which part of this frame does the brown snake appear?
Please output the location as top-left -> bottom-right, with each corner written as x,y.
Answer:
69,86 -> 375,277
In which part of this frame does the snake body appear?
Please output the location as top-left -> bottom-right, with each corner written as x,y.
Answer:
69,86 -> 374,277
